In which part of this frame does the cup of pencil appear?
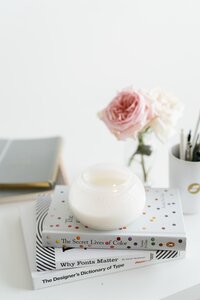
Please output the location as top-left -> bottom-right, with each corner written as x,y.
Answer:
169,112 -> 200,214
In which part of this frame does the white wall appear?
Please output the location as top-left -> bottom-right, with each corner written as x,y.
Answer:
0,0 -> 199,185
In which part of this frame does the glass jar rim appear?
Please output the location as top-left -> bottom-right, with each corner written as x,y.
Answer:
81,164 -> 135,193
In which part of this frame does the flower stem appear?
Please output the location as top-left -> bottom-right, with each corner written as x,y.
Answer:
139,132 -> 148,183
128,132 -> 148,183
128,150 -> 137,166
141,153 -> 147,183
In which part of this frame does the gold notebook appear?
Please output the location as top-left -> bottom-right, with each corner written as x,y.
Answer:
0,165 -> 67,203
0,136 -> 62,189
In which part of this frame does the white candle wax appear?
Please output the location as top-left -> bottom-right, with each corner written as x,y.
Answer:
69,164 -> 146,230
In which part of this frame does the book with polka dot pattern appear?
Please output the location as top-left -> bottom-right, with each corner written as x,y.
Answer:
42,186 -> 186,251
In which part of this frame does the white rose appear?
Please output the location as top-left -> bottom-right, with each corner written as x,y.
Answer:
149,88 -> 184,142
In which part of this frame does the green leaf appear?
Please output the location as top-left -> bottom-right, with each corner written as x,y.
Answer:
136,144 -> 152,156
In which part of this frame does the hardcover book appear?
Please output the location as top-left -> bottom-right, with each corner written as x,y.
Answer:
42,186 -> 186,251
0,136 -> 61,189
20,199 -> 185,289
0,165 -> 67,203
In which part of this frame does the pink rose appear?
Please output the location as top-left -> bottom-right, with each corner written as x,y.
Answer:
99,88 -> 154,140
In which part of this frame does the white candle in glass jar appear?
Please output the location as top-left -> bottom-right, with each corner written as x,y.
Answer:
69,164 -> 146,230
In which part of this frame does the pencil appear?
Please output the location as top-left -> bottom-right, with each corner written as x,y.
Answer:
180,129 -> 185,160
191,110 -> 200,152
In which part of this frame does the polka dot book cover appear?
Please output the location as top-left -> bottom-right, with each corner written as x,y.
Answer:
42,186 -> 186,251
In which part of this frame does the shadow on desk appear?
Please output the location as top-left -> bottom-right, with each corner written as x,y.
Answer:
0,213 -> 32,290
163,284 -> 200,300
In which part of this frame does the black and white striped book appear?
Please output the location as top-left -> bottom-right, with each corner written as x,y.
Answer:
20,194 -> 185,289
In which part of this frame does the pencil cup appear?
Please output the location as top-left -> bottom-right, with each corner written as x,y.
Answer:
169,144 -> 200,214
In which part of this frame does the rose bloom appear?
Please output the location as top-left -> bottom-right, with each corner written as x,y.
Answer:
149,88 -> 184,142
99,88 -> 155,140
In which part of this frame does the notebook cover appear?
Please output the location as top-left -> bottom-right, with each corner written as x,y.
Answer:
0,136 -> 61,188
0,165 -> 66,203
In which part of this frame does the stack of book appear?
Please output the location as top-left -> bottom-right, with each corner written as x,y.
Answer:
20,186 -> 186,289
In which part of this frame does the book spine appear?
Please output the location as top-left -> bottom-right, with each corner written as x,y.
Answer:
56,252 -> 152,270
32,251 -> 185,289
42,230 -> 186,251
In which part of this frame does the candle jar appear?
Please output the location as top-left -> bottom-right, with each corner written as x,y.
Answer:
69,164 -> 146,230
